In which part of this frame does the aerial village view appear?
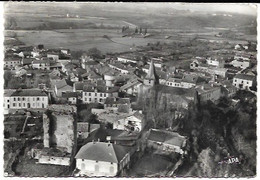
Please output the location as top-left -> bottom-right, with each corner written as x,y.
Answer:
3,2 -> 257,178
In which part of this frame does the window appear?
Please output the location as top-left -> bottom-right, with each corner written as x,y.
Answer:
22,97 -> 25,101
13,103 -> 15,107
89,93 -> 91,96
14,98 -> 16,101
95,93 -> 97,96
17,97 -> 20,101
85,98 -> 87,101
99,99 -> 102,102
110,166 -> 114,173
234,79 -> 237,82
100,93 -> 102,97
19,103 -> 21,107
89,98 -> 91,102
7,100 -> 9,102
104,94 -> 106,97
37,97 -> 40,101
95,164 -> 99,172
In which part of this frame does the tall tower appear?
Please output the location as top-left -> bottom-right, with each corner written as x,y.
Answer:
143,60 -> 159,86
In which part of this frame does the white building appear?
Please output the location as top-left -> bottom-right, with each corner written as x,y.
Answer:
206,57 -> 225,68
6,89 -> 48,111
233,74 -> 256,90
75,142 -> 130,177
82,86 -> 119,104
231,59 -> 251,69
4,57 -> 22,69
113,112 -> 145,132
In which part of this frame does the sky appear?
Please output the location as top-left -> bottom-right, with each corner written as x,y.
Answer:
171,3 -> 257,16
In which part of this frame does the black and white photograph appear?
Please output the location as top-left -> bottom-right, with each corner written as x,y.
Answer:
2,2 -> 257,178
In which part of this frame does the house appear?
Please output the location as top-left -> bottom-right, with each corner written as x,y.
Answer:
21,58 -> 34,67
220,80 -> 237,98
8,89 -> 48,110
233,74 -> 256,90
181,74 -> 206,89
47,51 -> 60,61
147,129 -> 187,155
62,91 -> 80,104
231,59 -> 251,69
196,83 -> 222,103
164,77 -> 182,88
117,56 -> 138,64
119,78 -> 143,96
32,59 -> 50,70
82,71 -> 103,83
82,85 -> 119,104
207,67 -> 227,78
4,89 -> 16,114
51,79 -> 73,97
4,56 -> 22,69
113,111 -> 145,132
75,142 -> 131,177
206,57 -> 225,68
81,58 -> 99,70
108,61 -> 134,74
104,97 -> 131,111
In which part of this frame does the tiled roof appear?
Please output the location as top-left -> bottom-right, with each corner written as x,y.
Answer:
11,89 -> 48,97
75,142 -> 130,163
152,84 -> 196,97
62,91 -> 80,98
182,74 -> 205,84
104,97 -> 130,105
147,129 -> 186,147
234,74 -> 255,81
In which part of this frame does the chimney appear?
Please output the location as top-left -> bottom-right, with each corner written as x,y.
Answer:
201,85 -> 204,90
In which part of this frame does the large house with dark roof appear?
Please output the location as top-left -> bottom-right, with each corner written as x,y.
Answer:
75,142 -> 131,177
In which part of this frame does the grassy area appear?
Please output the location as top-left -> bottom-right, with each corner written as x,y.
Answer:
127,153 -> 174,177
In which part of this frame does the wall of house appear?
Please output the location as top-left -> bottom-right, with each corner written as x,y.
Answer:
38,155 -> 70,166
231,60 -> 251,69
43,114 -> 50,148
4,60 -> 21,69
233,78 -> 253,90
82,91 -> 118,104
199,87 -> 221,103
9,96 -> 48,109
76,159 -> 118,177
147,140 -> 184,154
52,114 -> 75,153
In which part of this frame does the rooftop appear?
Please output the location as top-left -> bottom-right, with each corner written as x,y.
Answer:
234,74 -> 255,81
11,89 -> 48,97
75,142 -> 130,163
147,129 -> 186,147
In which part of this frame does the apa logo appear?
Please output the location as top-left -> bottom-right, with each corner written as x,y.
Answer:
218,156 -> 241,165
227,157 -> 240,164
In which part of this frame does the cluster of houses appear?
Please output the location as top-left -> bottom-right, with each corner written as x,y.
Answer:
4,41 -> 256,177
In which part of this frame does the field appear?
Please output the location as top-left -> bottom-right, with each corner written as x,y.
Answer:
6,29 -> 177,53
127,153 -> 174,177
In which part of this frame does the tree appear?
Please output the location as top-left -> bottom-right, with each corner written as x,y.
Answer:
87,47 -> 103,59
135,27 -> 138,33
197,147 -> 215,177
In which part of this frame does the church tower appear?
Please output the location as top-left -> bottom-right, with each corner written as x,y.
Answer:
143,60 -> 159,86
